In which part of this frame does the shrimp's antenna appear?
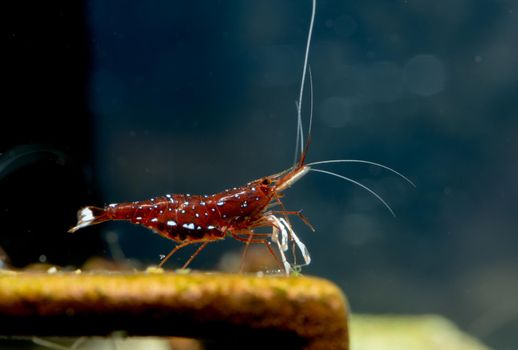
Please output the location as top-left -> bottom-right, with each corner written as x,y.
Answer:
307,65 -> 314,141
294,102 -> 303,165
307,159 -> 416,187
310,168 -> 396,217
293,0 -> 316,166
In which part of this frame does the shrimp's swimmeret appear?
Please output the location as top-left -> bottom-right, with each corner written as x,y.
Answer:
69,0 -> 414,274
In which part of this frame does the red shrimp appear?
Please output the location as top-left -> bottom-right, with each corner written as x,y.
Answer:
69,157 -> 312,274
69,0 -> 414,274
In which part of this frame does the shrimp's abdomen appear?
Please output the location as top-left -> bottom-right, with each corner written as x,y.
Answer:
103,183 -> 272,241
105,195 -> 222,242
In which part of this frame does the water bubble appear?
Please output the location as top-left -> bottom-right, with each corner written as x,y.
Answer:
38,254 -> 47,263
403,54 -> 445,96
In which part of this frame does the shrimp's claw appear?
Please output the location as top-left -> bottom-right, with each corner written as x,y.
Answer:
68,206 -> 107,233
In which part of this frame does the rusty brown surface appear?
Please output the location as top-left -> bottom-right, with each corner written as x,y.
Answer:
0,270 -> 348,349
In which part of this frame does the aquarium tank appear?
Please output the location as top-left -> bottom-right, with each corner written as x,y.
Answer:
2,1 -> 517,349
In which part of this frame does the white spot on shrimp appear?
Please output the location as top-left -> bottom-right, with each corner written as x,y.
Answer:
252,187 -> 256,191
180,209 -> 186,214
150,198 -> 155,202
211,208 -> 216,212
195,213 -> 200,218
217,201 -> 225,206
233,187 -> 237,190
207,225 -> 215,230
153,205 -> 158,209
151,218 -> 158,222
196,226 -> 202,230
234,194 -> 240,198
166,194 -> 171,198
192,205 -> 195,210
159,210 -> 163,214
167,220 -> 177,226
168,208 -> 172,211
138,206 -> 143,210
204,195 -> 208,198
222,214 -> 227,218
183,201 -> 189,205
183,223 -> 195,230
255,197 -> 260,201
109,203 -> 117,208
136,216 -> 142,220
242,202 -> 248,208
200,201 -> 206,206
186,194 -> 191,197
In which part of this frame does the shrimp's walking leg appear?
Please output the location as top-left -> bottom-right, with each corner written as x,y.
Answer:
231,231 -> 284,273
239,234 -> 253,272
270,210 -> 315,231
271,195 -> 314,266
267,216 -> 292,274
279,217 -> 311,266
261,240 -> 284,272
264,214 -> 312,273
182,241 -> 209,269
159,241 -> 197,268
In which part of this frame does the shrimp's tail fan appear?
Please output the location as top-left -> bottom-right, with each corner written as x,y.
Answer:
68,206 -> 108,233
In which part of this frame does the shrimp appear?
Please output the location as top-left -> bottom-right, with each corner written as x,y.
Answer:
69,0 -> 414,275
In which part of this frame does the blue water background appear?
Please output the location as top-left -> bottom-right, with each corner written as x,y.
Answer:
88,1 -> 518,348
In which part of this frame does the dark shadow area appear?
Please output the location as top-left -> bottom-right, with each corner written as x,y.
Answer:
1,1 -> 105,266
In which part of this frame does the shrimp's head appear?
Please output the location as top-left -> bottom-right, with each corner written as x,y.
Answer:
247,176 -> 277,198
246,165 -> 310,200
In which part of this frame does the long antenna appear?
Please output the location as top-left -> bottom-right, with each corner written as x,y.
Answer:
307,65 -> 314,141
293,0 -> 316,165
310,168 -> 396,217
307,159 -> 416,187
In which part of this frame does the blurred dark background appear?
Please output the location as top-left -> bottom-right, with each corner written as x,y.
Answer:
2,1 -> 517,349
1,1 -> 104,266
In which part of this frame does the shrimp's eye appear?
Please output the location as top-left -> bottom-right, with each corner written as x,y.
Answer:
261,178 -> 271,185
